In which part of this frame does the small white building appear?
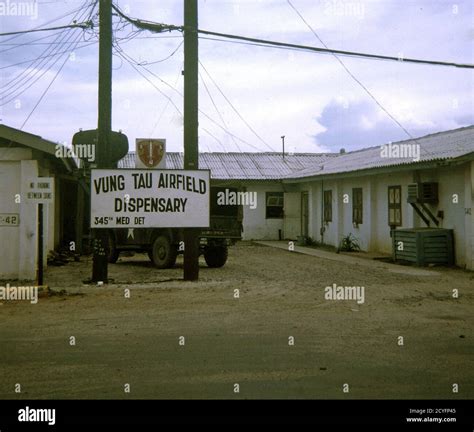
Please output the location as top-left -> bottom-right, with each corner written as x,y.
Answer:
282,126 -> 474,270
0,125 -> 78,280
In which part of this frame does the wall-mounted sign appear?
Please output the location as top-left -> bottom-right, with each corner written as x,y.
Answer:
0,214 -> 19,226
90,169 -> 210,228
26,178 -> 54,203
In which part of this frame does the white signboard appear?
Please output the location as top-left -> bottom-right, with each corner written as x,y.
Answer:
26,178 -> 54,202
91,169 -> 210,228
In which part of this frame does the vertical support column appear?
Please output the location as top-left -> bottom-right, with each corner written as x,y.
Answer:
183,0 -> 200,281
92,0 -> 113,283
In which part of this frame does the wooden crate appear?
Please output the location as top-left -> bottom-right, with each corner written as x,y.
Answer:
392,228 -> 454,266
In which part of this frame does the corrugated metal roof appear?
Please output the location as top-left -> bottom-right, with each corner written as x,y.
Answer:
286,125 -> 474,179
118,126 -> 474,181
119,152 -> 335,180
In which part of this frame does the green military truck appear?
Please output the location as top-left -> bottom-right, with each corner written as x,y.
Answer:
106,186 -> 242,268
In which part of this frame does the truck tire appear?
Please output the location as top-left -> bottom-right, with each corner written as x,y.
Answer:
107,232 -> 120,264
204,245 -> 228,268
151,235 -> 177,269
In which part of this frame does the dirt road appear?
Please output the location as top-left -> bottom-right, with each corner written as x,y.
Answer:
0,242 -> 473,399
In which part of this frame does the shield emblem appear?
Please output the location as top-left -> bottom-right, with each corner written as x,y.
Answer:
137,139 -> 164,168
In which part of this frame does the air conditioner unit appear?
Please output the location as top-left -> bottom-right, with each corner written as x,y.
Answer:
407,182 -> 438,204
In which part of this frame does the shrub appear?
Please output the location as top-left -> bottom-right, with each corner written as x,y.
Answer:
338,233 -> 361,252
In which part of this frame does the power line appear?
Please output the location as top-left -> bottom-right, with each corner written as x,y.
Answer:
116,43 -> 264,152
0,1 -> 93,43
0,41 -> 98,70
108,6 -> 474,69
1,32 -> 86,105
149,67 -> 182,136
119,40 -> 183,66
0,22 -> 92,37
21,35 -> 83,129
199,70 -> 242,152
115,48 -> 184,116
285,0 -> 429,152
201,127 -> 227,152
0,33 -> 65,53
141,40 -> 183,66
111,3 -> 181,34
199,60 -> 275,152
196,28 -> 474,69
1,2 -> 91,89
0,2 -> 97,161
0,0 -> 95,104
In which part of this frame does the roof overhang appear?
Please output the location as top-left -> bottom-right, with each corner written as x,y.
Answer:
283,157 -> 470,184
0,124 -> 76,172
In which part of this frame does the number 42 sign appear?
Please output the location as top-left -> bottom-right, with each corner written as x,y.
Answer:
0,214 -> 19,226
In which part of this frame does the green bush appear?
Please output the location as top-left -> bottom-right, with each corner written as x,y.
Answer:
338,233 -> 361,252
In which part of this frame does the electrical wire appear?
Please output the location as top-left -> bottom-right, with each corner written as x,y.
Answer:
199,60 -> 275,152
0,6 -> 87,90
196,28 -> 474,70
108,6 -> 473,69
1,1 -> 95,105
286,0 -> 431,154
140,40 -> 183,66
115,43 -> 265,152
149,67 -> 183,136
0,1 -> 93,43
0,41 -> 98,70
114,36 -> 273,152
199,70 -> 242,152
115,48 -> 184,116
0,33 -> 67,53
201,127 -> 227,152
21,35 -> 84,129
0,22 -> 91,37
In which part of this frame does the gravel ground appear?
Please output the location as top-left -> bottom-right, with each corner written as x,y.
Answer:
0,241 -> 473,399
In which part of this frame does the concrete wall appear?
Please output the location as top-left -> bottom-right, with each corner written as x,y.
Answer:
467,161 -> 474,270
295,164 -> 469,267
435,166 -> 467,267
241,182 -> 285,241
0,159 -> 21,279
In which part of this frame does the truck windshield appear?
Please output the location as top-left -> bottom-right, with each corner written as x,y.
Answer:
210,187 -> 240,217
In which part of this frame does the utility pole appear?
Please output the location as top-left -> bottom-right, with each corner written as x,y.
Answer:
92,0 -> 113,283
183,0 -> 200,281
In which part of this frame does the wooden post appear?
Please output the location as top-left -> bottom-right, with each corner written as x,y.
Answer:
36,203 -> 44,286
183,0 -> 200,281
92,0 -> 113,283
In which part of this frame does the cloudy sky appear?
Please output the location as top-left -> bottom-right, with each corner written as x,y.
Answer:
0,0 -> 473,154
